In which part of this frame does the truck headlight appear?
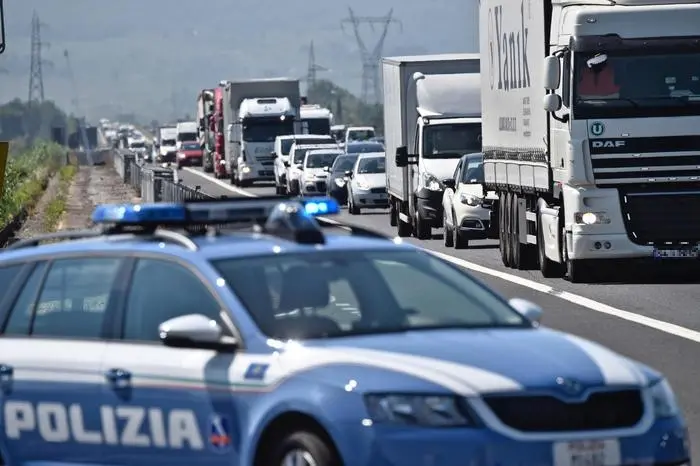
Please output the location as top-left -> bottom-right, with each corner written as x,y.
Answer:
649,378 -> 680,418
574,212 -> 610,225
241,166 -> 251,173
460,193 -> 482,206
422,172 -> 442,191
365,394 -> 474,427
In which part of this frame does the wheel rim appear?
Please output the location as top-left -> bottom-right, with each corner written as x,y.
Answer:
281,449 -> 317,466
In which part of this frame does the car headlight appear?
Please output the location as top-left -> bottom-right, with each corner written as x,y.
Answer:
460,193 -> 482,206
421,172 -> 442,191
649,378 -> 680,418
364,394 -> 473,427
177,152 -> 185,159
574,212 -> 610,225
334,178 -> 346,187
356,181 -> 370,191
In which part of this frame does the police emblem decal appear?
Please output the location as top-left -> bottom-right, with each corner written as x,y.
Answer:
208,414 -> 232,452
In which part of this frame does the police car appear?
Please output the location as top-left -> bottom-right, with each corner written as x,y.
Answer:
0,197 -> 689,466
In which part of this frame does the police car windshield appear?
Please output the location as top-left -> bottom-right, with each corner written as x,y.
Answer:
212,250 -> 529,340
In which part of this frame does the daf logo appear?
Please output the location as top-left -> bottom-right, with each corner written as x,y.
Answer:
556,376 -> 583,395
592,140 -> 625,148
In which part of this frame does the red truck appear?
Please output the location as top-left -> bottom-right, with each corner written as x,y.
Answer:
212,86 -> 227,178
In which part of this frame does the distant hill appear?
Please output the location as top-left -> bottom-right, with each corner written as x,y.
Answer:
0,0 -> 478,122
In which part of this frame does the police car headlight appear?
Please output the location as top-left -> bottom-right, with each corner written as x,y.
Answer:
334,178 -> 346,187
460,193 -> 482,206
364,394 -> 473,427
649,378 -> 680,418
574,211 -> 610,225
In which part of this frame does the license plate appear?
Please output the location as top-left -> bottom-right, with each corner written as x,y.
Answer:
653,247 -> 699,259
553,439 -> 620,466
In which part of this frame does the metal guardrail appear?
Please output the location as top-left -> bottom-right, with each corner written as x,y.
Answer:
112,150 -> 213,203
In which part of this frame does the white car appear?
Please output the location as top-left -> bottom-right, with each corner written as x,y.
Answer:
273,134 -> 333,194
442,153 -> 498,248
300,149 -> 344,196
347,153 -> 388,215
286,143 -> 340,195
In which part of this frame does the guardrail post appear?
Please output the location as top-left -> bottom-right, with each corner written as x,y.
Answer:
123,152 -> 136,183
151,168 -> 175,202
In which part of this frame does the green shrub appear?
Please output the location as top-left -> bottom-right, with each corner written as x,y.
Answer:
0,141 -> 65,226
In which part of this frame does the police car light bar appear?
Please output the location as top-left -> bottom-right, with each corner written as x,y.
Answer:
91,197 -> 340,226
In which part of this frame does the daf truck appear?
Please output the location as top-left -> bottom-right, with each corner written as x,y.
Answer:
383,53 -> 482,239
222,78 -> 302,186
480,0 -> 700,282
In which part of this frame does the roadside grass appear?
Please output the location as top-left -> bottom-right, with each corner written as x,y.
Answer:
43,164 -> 78,232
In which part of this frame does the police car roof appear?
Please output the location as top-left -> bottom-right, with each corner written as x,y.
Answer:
0,229 -> 408,263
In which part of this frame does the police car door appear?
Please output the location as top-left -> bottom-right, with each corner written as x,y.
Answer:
0,257 -> 128,464
102,258 -> 239,465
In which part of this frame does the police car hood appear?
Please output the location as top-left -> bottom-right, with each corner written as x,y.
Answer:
281,328 -> 656,394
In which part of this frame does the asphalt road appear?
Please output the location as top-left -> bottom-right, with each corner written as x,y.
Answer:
175,165 -> 700,454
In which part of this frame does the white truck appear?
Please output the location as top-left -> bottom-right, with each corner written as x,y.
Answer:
479,0 -> 700,282
383,53 -> 482,239
222,78 -> 302,186
300,104 -> 333,135
175,121 -> 198,148
156,126 -> 178,163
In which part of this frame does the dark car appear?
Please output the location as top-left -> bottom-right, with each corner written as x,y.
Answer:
326,154 -> 358,204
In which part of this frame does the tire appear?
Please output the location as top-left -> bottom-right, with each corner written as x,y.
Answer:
348,195 -> 360,215
261,431 -> 340,466
503,193 -> 514,268
499,193 -> 509,267
390,202 -> 397,227
413,210 -> 431,240
396,201 -> 412,237
453,212 -> 469,249
443,210 -> 454,247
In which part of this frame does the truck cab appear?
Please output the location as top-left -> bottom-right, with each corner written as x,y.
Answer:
300,104 -> 333,135
157,126 -> 178,163
175,121 -> 197,149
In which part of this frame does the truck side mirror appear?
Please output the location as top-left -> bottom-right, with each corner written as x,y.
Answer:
543,55 -> 561,90
395,146 -> 409,167
543,94 -> 562,113
443,178 -> 456,190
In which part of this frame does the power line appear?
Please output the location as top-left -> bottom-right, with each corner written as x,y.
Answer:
305,40 -> 328,93
341,8 -> 401,104
64,49 -> 93,164
28,11 -> 51,103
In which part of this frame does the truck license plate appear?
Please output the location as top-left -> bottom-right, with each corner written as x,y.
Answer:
653,247 -> 699,259
553,439 -> 620,466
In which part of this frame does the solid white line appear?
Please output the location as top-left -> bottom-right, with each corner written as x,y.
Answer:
185,171 -> 700,344
181,168 -> 256,197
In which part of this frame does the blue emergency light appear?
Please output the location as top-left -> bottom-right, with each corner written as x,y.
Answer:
91,197 -> 339,226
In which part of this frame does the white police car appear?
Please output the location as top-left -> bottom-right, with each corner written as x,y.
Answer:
0,197 -> 690,466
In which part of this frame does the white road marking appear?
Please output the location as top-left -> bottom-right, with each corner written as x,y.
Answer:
181,167 -> 256,197
184,169 -> 700,344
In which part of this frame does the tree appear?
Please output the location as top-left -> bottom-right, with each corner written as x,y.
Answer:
308,80 -> 384,134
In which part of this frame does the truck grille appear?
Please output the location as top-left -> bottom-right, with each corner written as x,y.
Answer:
620,187 -> 700,245
590,136 -> 700,186
483,389 -> 643,432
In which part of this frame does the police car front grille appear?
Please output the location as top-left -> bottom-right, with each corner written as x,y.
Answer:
619,187 -> 700,245
483,389 -> 643,432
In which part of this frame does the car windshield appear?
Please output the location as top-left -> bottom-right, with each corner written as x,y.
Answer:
176,132 -> 196,142
357,157 -> 385,174
303,118 -> 331,135
346,142 -> 384,154
332,156 -> 357,173
243,118 -> 295,142
213,250 -> 528,340
461,156 -> 484,183
423,123 -> 481,159
306,152 -> 339,168
161,138 -> 176,146
181,143 -> 200,150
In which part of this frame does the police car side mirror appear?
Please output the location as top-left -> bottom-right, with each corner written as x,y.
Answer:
508,298 -> 543,325
158,314 -> 236,351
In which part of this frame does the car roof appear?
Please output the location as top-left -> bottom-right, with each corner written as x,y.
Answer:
0,229 -> 412,265
356,152 -> 385,159
293,143 -> 339,150
277,134 -> 332,141
306,149 -> 343,156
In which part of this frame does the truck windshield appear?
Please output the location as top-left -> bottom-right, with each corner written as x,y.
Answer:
177,132 -> 196,142
348,129 -> 374,141
161,139 -> 176,146
574,51 -> 700,119
243,118 -> 295,142
303,118 -> 331,135
422,123 -> 481,159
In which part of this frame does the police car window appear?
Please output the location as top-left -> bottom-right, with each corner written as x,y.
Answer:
123,259 -> 221,342
0,264 -> 23,306
212,251 -> 527,340
3,262 -> 47,335
4,258 -> 121,338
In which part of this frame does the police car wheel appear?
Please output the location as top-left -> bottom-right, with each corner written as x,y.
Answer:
266,431 -> 339,466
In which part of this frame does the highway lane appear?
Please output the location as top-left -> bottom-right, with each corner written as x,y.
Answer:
177,166 -> 700,451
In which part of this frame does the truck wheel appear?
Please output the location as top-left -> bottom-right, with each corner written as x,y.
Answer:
396,201 -> 412,237
498,193 -> 509,266
537,209 -> 562,278
503,193 -> 515,267
443,211 -> 454,247
390,202 -> 397,227
261,431 -> 340,466
510,194 -> 535,270
413,210 -> 431,240
562,232 -> 594,283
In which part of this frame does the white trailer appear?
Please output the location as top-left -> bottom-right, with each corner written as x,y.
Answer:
222,78 -> 302,186
480,0 -> 700,282
382,54 -> 481,239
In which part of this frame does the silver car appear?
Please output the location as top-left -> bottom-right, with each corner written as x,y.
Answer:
347,153 -> 388,215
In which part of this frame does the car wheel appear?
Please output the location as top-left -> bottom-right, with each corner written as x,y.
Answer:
260,431 -> 340,466
443,211 -> 454,247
